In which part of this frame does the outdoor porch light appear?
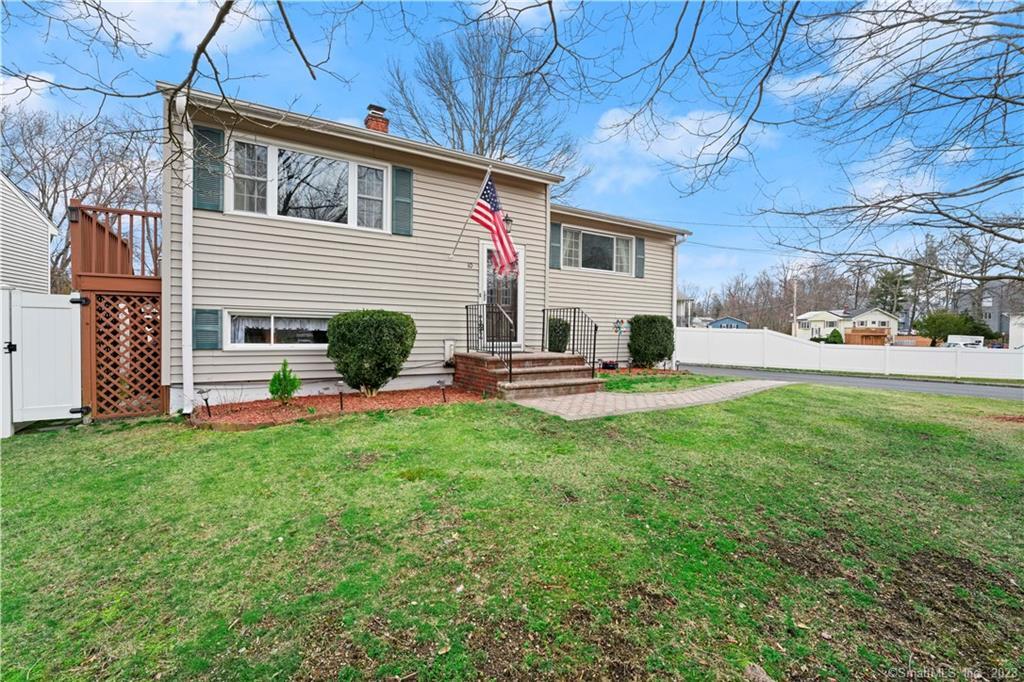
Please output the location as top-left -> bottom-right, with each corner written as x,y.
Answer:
67,205 -> 80,223
504,214 -> 514,232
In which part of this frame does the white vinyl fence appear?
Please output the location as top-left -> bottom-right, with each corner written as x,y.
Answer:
675,327 -> 1024,381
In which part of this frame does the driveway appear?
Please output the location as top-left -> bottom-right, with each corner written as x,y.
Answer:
681,365 -> 1024,401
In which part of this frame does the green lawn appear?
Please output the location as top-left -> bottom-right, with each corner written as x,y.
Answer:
599,371 -> 737,393
3,386 -> 1023,680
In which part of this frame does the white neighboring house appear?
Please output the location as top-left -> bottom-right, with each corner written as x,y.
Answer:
1,172 -> 57,293
1009,314 -> 1024,350
793,307 -> 900,343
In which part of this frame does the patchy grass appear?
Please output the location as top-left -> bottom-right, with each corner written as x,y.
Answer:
3,386 -> 1023,680
600,371 -> 738,393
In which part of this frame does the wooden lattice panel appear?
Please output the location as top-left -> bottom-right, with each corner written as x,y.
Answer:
92,293 -> 162,418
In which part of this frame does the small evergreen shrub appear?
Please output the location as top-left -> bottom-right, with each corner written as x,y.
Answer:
627,315 -> 674,368
327,310 -> 417,396
825,329 -> 844,344
268,359 -> 302,405
547,318 -> 570,353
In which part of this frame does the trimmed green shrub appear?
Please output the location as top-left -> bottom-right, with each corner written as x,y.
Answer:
327,310 -> 417,396
547,318 -> 570,353
268,359 -> 302,405
825,329 -> 844,344
627,314 -> 674,368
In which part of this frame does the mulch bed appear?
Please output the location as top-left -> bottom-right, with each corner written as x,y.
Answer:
191,387 -> 482,431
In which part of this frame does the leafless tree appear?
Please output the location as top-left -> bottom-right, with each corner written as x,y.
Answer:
0,108 -> 161,292
4,1 -> 1020,288
386,22 -> 588,198
462,2 -> 1022,283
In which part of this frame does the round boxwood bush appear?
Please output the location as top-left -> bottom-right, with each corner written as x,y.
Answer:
547,318 -> 570,353
627,314 -> 674,368
327,310 -> 417,396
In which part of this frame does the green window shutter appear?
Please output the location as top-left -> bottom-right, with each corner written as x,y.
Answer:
391,166 -> 413,236
549,222 -> 561,269
635,237 -> 645,278
193,309 -> 222,350
193,127 -> 224,211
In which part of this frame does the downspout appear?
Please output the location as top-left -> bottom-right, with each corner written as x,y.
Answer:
175,94 -> 195,414
672,234 -> 685,324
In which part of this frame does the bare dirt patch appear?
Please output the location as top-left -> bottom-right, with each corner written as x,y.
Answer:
991,414 -> 1024,424
190,387 -> 481,429
871,549 -> 1024,670
466,618 -> 550,679
294,611 -> 371,682
756,525 -> 1024,676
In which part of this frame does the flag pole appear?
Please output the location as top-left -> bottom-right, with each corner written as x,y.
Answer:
448,165 -> 493,260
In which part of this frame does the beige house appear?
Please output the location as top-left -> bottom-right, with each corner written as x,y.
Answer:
793,307 -> 900,344
1,172 -> 58,294
160,87 -> 688,411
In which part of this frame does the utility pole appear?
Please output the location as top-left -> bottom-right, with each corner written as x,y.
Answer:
791,278 -> 798,336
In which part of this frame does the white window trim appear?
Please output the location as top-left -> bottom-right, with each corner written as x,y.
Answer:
222,131 -> 392,234
560,224 -> 634,276
222,310 -> 333,351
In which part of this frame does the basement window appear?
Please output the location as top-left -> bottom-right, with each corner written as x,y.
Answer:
226,313 -> 330,348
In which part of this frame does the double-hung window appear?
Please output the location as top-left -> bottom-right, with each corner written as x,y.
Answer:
228,137 -> 389,231
562,227 -> 632,274
227,313 -> 329,348
233,142 -> 268,213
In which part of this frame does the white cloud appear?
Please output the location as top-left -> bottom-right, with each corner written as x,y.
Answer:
769,0 -> 992,102
104,0 -> 267,54
849,139 -> 940,200
0,71 -> 55,112
584,106 -> 775,194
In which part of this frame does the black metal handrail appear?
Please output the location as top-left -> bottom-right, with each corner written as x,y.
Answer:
465,303 -> 515,383
542,307 -> 599,378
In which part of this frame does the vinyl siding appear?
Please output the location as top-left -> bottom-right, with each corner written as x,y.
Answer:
548,215 -> 676,362
168,118 -> 548,387
0,177 -> 51,294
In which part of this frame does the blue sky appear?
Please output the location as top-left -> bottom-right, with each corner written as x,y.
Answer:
1,1 -> 926,290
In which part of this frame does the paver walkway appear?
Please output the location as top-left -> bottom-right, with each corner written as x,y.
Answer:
512,379 -> 792,421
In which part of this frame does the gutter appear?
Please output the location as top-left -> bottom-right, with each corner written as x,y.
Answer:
551,203 -> 691,237
155,82 -> 564,186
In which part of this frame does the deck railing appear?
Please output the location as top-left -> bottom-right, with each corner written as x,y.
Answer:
465,303 -> 515,383
542,307 -> 599,377
69,199 -> 161,288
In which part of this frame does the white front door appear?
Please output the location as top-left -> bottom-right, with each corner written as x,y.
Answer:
10,290 -> 82,421
479,242 -> 525,346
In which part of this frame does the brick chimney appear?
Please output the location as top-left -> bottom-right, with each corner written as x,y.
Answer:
364,104 -> 389,133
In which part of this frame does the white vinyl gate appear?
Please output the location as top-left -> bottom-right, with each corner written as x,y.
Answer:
2,288 -> 82,436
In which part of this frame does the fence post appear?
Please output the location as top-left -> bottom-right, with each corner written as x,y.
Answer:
954,347 -> 961,378
762,328 -> 768,368
883,344 -> 890,376
818,341 -> 823,371
705,328 -> 712,365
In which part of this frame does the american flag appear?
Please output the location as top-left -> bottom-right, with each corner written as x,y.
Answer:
471,175 -> 518,275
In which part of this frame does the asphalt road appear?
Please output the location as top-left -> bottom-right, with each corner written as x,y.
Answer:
681,365 -> 1024,401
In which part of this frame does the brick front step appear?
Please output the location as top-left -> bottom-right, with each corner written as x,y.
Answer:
497,378 -> 604,400
491,365 -> 595,382
453,351 -> 602,398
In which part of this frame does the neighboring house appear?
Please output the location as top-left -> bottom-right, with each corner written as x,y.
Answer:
684,316 -> 715,329
707,316 -> 748,329
793,307 -> 899,344
158,86 -> 689,411
954,282 -> 1023,337
1,172 -> 57,293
